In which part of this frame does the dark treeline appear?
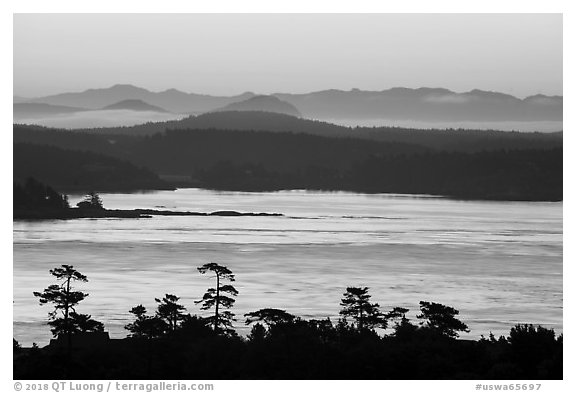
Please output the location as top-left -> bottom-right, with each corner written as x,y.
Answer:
15,114 -> 563,156
193,148 -> 562,200
70,111 -> 563,153
14,177 -> 70,210
41,111 -> 360,137
13,319 -> 563,380
364,128 -> 562,153
14,264 -> 562,380
13,179 -> 284,220
13,124 -> 426,168
346,148 -> 562,201
14,124 -> 136,152
13,179 -> 123,219
126,129 -> 426,175
14,122 -> 563,200
14,142 -> 171,193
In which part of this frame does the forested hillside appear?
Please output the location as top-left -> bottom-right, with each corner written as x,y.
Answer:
13,123 -> 562,200
51,111 -> 562,153
14,142 -> 171,192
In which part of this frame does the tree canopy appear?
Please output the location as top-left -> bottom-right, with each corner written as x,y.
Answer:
417,301 -> 470,338
14,177 -> 69,210
125,304 -> 168,339
339,287 -> 387,331
76,191 -> 104,210
244,308 -> 296,328
154,294 -> 186,333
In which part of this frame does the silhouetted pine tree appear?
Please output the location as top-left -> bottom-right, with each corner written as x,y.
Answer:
339,287 -> 387,331
417,301 -> 470,338
154,294 -> 186,333
33,265 -> 103,349
125,304 -> 167,338
76,191 -> 104,210
196,263 -> 238,335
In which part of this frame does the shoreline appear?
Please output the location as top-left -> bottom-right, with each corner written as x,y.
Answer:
66,186 -> 563,203
13,207 -> 284,220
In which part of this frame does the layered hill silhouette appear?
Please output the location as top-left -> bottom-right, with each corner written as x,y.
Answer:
14,123 -> 562,200
212,95 -> 301,117
72,111 -> 562,153
25,84 -> 256,114
13,85 -> 563,200
14,142 -> 171,192
82,111 -> 345,137
102,99 -> 168,113
17,84 -> 562,124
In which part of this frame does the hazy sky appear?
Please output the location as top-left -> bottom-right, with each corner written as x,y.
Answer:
13,13 -> 562,98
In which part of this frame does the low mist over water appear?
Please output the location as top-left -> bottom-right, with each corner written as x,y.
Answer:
13,189 -> 562,346
14,109 -> 187,129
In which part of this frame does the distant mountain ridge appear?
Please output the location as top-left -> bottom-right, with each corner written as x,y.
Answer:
24,84 -> 256,114
17,84 -> 562,123
274,88 -> 563,122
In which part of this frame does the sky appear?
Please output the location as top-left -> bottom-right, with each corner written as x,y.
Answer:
13,13 -> 563,98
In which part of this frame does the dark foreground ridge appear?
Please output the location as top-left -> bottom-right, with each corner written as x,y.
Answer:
13,323 -> 563,380
14,264 -> 563,380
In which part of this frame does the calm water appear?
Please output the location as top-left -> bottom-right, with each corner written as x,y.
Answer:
13,189 -> 563,346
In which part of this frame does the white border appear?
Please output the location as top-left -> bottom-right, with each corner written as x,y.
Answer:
3,1 -> 573,392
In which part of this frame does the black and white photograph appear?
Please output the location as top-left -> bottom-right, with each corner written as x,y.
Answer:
10,8 -> 566,385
